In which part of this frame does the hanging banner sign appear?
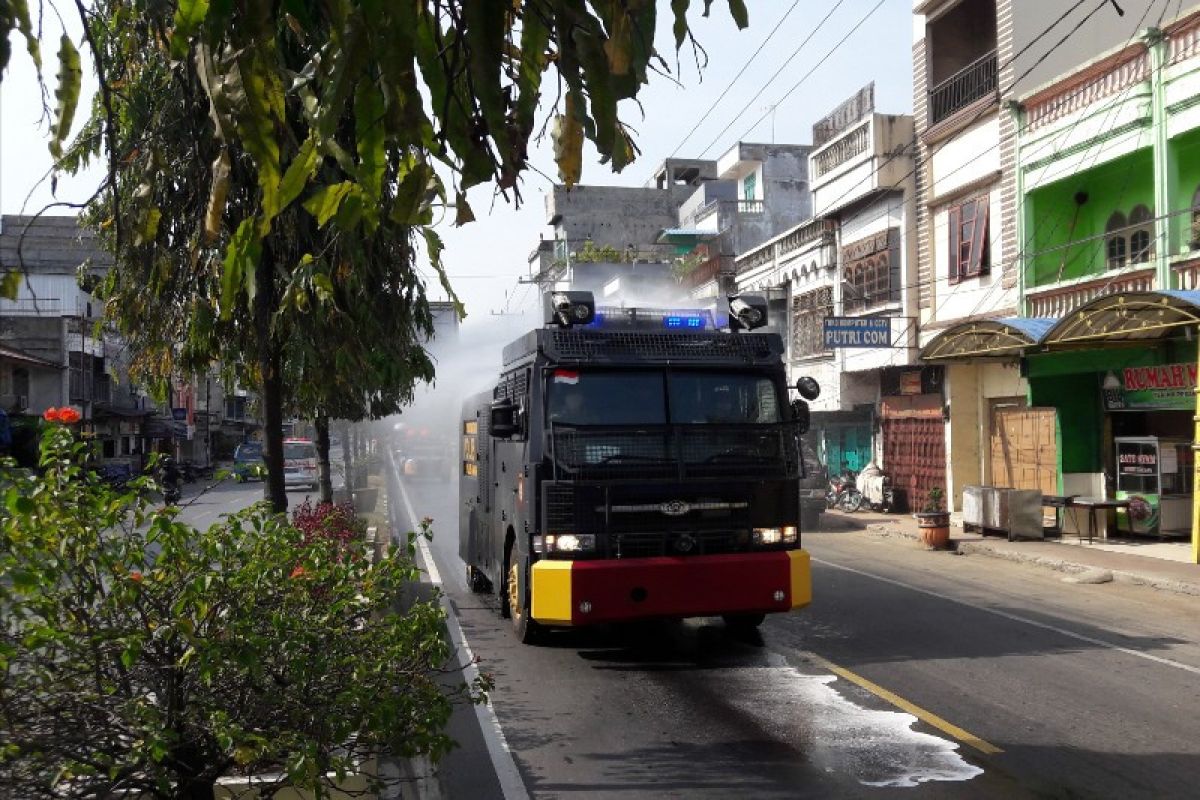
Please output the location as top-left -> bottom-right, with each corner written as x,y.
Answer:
1102,362 -> 1198,411
823,317 -> 892,348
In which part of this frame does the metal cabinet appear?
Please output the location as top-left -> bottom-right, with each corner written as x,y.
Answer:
962,485 -> 1044,541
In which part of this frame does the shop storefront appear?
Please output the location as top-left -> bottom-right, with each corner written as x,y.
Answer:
879,366 -> 945,513
1027,345 -> 1197,539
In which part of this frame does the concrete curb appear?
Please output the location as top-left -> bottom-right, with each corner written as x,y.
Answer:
836,513 -> 1200,598
955,539 -> 1200,597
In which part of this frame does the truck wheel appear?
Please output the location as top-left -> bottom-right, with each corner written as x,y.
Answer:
722,613 -> 766,632
505,552 -> 541,645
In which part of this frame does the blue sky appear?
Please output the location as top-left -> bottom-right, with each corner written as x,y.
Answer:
0,0 -> 914,324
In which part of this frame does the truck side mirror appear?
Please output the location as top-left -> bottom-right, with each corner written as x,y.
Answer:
795,377 -> 820,400
489,399 -> 519,438
791,399 -> 811,434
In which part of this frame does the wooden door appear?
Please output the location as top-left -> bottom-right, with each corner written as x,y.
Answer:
990,407 -> 1058,495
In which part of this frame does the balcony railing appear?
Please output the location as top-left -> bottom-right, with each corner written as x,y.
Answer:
929,50 -> 998,125
683,255 -> 724,289
735,219 -> 837,276
813,123 -> 870,178
69,374 -> 112,403
1025,266 -> 1156,318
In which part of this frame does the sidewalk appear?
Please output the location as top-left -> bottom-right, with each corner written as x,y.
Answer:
818,508 -> 1200,597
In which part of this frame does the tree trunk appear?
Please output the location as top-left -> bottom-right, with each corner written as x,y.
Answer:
341,421 -> 355,496
315,413 -> 333,504
255,248 -> 288,514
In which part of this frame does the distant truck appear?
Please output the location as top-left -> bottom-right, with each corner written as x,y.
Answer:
459,291 -> 820,643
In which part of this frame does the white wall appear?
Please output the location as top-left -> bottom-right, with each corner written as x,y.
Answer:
930,116 -> 1001,197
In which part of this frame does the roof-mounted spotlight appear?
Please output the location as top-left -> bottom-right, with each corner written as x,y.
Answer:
544,290 -> 595,328
728,294 -> 768,331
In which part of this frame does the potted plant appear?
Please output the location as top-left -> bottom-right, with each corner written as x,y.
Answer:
916,486 -> 951,549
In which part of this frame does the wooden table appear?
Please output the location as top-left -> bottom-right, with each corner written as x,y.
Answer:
1067,496 -> 1131,544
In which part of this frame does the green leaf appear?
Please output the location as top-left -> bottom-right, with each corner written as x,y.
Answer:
302,182 -> 355,227
171,0 -> 211,59
354,83 -> 386,203
454,191 -> 474,226
277,136 -> 319,213
312,273 -> 335,304
9,0 -> 41,74
671,0 -> 690,49
0,270 -> 21,301
49,35 -> 82,160
726,0 -> 749,29
221,219 -> 261,318
135,208 -> 162,246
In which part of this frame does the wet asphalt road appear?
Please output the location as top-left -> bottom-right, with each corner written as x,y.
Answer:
392,472 -> 1200,800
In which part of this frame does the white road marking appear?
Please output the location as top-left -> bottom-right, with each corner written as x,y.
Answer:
394,467 -> 529,800
814,557 -> 1200,676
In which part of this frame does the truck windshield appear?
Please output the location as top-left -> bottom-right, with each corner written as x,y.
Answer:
547,370 -> 780,425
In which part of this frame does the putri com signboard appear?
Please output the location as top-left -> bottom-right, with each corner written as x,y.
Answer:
822,317 -> 891,349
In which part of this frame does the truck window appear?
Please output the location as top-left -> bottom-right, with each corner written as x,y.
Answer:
668,372 -> 781,424
547,370 -> 666,425
462,420 -> 478,476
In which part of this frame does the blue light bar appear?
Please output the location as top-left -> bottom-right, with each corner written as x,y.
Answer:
664,314 -> 707,329
588,306 -> 714,331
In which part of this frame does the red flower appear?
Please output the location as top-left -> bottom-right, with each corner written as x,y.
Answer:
43,407 -> 62,422
129,571 -> 143,583
58,407 -> 82,424
290,565 -> 306,579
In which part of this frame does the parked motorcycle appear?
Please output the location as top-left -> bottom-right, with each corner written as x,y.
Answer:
826,469 -> 864,512
856,462 -> 895,513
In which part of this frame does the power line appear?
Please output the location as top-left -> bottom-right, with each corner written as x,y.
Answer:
668,0 -> 804,158
732,0 -> 889,147
694,0 -> 850,158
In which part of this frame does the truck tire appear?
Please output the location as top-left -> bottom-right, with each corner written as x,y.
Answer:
722,613 -> 766,631
505,547 -> 541,644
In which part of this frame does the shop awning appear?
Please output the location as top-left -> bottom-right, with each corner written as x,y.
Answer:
655,228 -> 719,245
920,317 -> 1056,360
0,345 -> 63,370
1040,290 -> 1200,346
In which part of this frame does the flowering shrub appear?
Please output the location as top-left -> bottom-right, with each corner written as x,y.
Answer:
0,424 -> 480,799
41,406 -> 82,424
291,498 -> 366,549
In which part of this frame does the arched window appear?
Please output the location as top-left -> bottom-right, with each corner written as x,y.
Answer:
1191,186 -> 1200,249
1106,211 -> 1127,270
1129,204 -> 1153,263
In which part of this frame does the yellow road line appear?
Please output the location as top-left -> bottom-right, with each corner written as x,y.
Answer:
807,653 -> 1003,756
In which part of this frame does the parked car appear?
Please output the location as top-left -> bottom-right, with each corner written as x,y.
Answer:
232,442 -> 264,482
283,438 -> 319,491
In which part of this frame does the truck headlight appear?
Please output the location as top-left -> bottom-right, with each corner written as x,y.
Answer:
753,526 -> 797,545
545,533 -> 595,552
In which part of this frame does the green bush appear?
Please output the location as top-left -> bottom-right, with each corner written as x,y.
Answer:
1,423 -> 480,799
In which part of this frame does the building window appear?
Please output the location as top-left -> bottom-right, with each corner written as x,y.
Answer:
224,395 -> 247,420
743,172 -> 757,201
1129,204 -> 1153,263
947,197 -> 990,282
1191,186 -> 1200,249
1106,212 -> 1127,270
791,286 -> 833,358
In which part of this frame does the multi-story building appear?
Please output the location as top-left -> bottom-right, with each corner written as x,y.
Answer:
667,142 -> 812,300
736,88 -> 918,484
528,159 -> 713,300
913,0 -> 1161,517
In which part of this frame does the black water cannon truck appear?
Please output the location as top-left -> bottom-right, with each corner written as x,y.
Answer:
459,291 -> 821,643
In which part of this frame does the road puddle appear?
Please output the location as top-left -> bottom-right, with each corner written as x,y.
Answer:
720,667 -> 984,788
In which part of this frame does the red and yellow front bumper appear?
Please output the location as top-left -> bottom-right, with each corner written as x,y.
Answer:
530,550 -> 811,626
